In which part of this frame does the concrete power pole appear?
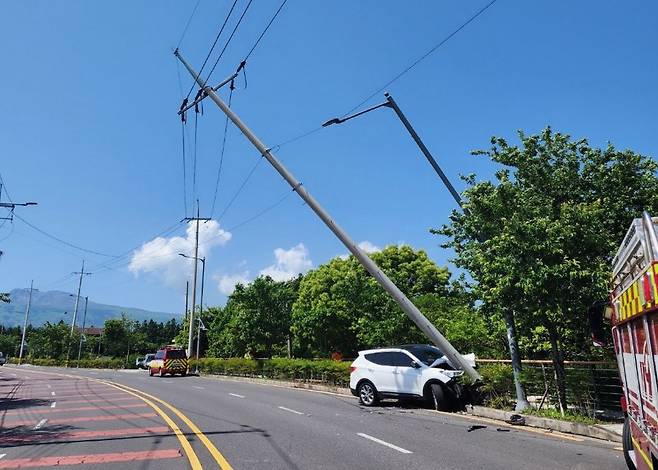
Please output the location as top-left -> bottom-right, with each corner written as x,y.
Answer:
174,50 -> 481,382
183,200 -> 210,358
18,280 -> 33,365
76,296 -> 89,364
67,261 -> 91,366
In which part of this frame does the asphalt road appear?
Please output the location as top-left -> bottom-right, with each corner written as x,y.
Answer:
0,366 -> 624,469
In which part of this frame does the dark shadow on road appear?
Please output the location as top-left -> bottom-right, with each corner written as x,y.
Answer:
0,428 -> 262,448
0,398 -> 51,410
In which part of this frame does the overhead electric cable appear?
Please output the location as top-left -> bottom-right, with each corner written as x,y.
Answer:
342,0 -> 498,117
181,121 -> 189,216
176,0 -> 203,49
270,0 -> 498,150
184,0 -> 240,101
193,111 -> 199,203
209,85 -> 234,219
216,155 -> 263,223
243,0 -> 288,61
203,0 -> 254,85
225,189 -> 293,232
12,213 -> 117,258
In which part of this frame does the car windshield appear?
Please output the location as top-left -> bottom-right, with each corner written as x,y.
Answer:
401,345 -> 444,366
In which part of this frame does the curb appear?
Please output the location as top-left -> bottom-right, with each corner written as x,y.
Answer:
466,406 -> 622,443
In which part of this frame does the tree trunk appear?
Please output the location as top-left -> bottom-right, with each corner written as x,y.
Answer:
547,325 -> 567,415
503,309 -> 530,411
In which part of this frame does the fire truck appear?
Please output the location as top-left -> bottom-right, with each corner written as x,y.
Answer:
592,211 -> 658,469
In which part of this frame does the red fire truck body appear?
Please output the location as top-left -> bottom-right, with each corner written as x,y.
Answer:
611,214 -> 658,470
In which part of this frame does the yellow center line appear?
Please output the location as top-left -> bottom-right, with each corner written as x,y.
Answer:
105,380 -> 234,470
100,381 -> 202,470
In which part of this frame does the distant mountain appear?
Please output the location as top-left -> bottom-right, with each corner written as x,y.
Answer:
0,288 -> 177,328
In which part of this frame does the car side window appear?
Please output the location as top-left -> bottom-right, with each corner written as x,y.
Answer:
364,352 -> 390,365
364,352 -> 414,367
155,351 -> 164,360
388,352 -> 414,367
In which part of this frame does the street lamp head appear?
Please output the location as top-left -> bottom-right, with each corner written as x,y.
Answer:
179,253 -> 190,259
322,117 -> 342,127
25,202 -> 38,206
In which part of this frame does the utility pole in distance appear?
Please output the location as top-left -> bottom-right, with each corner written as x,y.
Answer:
175,50 -> 481,382
66,261 -> 92,366
18,280 -> 33,365
182,200 -> 210,358
76,296 -> 89,365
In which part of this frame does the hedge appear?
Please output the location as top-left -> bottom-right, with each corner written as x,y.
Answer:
190,357 -> 351,385
7,357 -> 127,369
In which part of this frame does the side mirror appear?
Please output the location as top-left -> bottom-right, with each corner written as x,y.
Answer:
588,300 -> 610,347
411,361 -> 421,369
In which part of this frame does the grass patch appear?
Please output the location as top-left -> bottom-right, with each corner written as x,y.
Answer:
523,408 -> 600,425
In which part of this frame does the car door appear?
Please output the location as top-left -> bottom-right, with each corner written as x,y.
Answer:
364,352 -> 398,392
391,352 -> 423,395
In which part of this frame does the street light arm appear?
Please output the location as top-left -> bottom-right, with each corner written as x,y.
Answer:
322,101 -> 392,127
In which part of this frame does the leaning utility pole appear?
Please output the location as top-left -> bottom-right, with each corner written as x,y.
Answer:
175,50 -> 481,382
18,280 -> 33,365
183,200 -> 210,358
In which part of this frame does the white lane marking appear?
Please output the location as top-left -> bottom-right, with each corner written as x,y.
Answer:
357,433 -> 413,454
278,406 -> 303,415
229,393 -> 244,398
90,371 -> 98,375
0,453 -> 6,460
46,384 -> 52,389
51,402 -> 56,408
192,386 -> 205,390
10,373 -> 17,377
51,391 -> 56,396
163,380 -> 173,384
34,419 -> 48,430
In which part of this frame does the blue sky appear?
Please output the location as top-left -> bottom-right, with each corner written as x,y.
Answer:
1,1 -> 656,316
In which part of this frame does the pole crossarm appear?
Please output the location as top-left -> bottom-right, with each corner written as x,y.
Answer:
177,71 -> 239,117
174,49 -> 482,382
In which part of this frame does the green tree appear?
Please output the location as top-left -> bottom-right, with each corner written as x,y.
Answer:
0,293 -> 9,303
436,128 -> 658,411
292,245 -> 461,357
29,321 -> 76,359
207,276 -> 300,358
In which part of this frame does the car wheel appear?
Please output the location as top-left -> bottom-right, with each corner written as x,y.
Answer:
180,371 -> 187,377
149,368 -> 154,377
159,367 -> 165,377
358,380 -> 379,407
623,416 -> 637,470
426,382 -> 450,411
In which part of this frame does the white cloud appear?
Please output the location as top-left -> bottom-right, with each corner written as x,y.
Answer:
259,243 -> 312,281
357,240 -> 381,254
216,271 -> 250,295
129,220 -> 231,287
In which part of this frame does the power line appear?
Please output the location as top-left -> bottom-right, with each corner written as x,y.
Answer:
181,121 -> 188,216
243,0 -> 288,61
216,155 -> 263,223
342,0 -> 498,117
225,189 -> 293,232
192,111 -> 199,203
203,0 -> 254,85
271,0 -> 498,150
210,84 -> 234,219
184,0 -> 240,101
176,0 -> 203,50
12,213 -> 118,258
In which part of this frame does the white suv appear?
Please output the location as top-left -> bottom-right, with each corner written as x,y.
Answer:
349,344 -> 475,410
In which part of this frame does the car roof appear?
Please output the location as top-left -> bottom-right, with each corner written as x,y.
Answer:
358,344 -> 441,355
